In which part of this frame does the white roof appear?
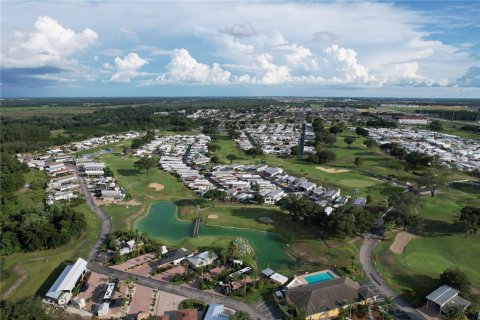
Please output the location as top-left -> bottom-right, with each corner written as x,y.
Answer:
204,304 -> 228,320
270,272 -> 289,285
426,285 -> 459,306
46,258 -> 87,299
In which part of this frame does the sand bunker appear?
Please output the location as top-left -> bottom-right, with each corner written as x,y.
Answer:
390,231 -> 414,254
259,217 -> 274,224
148,183 -> 165,191
207,214 -> 219,219
316,166 -> 350,173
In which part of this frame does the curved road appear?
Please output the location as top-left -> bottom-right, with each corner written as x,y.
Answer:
359,229 -> 421,320
77,172 -> 267,320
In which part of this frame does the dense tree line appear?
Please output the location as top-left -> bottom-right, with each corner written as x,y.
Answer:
415,109 -> 479,122
131,130 -> 155,149
384,193 -> 424,232
0,296 -> 61,320
0,204 -> 86,256
365,118 -> 397,128
277,194 -> 380,238
0,153 -> 29,194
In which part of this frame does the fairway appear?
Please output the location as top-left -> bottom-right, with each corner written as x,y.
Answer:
337,178 -> 377,187
374,189 -> 480,303
403,251 -> 453,274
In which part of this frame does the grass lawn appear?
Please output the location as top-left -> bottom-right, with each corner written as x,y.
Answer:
13,170 -> 47,209
0,204 -> 100,300
374,189 -> 480,304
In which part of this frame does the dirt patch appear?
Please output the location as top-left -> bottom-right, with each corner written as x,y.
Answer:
292,242 -> 323,263
1,264 -> 27,299
259,216 -> 274,224
316,166 -> 350,173
390,231 -> 415,254
207,214 -> 219,219
95,198 -> 140,207
148,183 -> 165,191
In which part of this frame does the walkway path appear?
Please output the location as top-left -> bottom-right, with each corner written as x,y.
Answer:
1,264 -> 27,300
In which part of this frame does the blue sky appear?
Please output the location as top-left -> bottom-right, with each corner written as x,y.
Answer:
1,1 -> 479,98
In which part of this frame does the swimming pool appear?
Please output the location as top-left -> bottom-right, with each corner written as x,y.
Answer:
305,271 -> 334,284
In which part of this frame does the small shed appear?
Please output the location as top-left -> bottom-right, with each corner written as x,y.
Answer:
270,273 -> 289,286
97,302 -> 109,316
261,268 -> 275,278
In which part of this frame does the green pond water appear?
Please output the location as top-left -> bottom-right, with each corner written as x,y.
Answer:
135,201 -> 293,270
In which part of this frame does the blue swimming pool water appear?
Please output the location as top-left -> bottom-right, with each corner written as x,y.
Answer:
305,272 -> 334,284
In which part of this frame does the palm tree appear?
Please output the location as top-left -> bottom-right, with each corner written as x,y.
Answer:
384,297 -> 395,315
447,304 -> 467,320
125,275 -> 134,289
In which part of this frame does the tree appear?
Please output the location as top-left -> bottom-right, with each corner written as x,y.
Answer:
226,154 -> 237,163
363,139 -> 375,148
290,145 -> 300,157
429,120 -> 443,132
134,156 -> 156,172
122,145 -> 131,155
440,269 -> 471,295
355,127 -> 369,138
251,193 -> 264,204
458,206 -> 480,237
420,167 -> 448,197
354,157 -> 363,167
329,126 -> 340,135
125,275 -> 134,289
245,148 -> 263,158
446,304 -> 467,320
343,136 -> 356,148
210,155 -> 220,164
311,150 -> 336,164
405,151 -> 432,168
1,296 -> 56,320
208,143 -> 221,153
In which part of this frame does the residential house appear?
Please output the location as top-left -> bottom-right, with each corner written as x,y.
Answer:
286,277 -> 376,320
264,189 -> 286,205
187,251 -> 217,269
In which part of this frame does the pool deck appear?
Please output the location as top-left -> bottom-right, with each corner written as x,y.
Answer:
286,269 -> 338,288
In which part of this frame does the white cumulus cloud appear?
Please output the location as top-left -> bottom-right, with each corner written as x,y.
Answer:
2,16 -> 97,68
143,49 -> 231,85
110,53 -> 149,82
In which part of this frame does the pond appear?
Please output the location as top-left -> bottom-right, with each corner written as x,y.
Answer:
135,201 -> 294,270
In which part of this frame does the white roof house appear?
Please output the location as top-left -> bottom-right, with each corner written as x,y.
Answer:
187,251 -> 217,268
203,304 -> 229,320
270,272 -> 289,285
45,258 -> 88,305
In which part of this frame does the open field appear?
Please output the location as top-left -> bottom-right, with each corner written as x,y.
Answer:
374,189 -> 480,304
0,204 -> 100,300
12,170 -> 48,209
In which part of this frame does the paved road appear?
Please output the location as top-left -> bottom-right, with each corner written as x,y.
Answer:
359,234 -> 422,320
76,167 -> 269,319
75,170 -> 111,263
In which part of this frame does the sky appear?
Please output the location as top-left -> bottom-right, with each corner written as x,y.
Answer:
1,1 -> 480,98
